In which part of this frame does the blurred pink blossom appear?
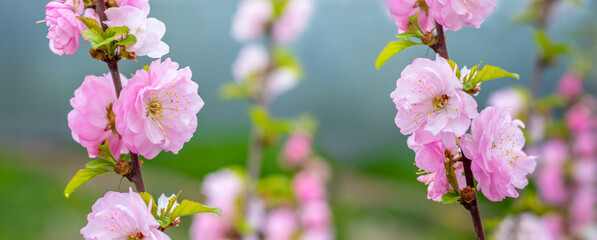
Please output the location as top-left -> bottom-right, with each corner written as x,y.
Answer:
231,0 -> 273,42
232,44 -> 270,82
264,208 -> 297,240
201,168 -> 244,217
266,67 -> 299,100
461,107 -> 536,201
538,140 -> 568,205
190,214 -> 230,240
293,171 -> 326,203
300,200 -> 331,230
272,0 -> 314,45
557,71 -> 583,99
570,185 -> 596,234
81,188 -> 170,240
282,132 -> 312,167
425,0 -> 497,31
68,73 -> 128,158
574,133 -> 597,158
104,6 -> 169,58
408,135 -> 465,201
494,213 -> 553,240
385,0 -> 435,33
565,103 -> 596,133
113,58 -> 203,159
390,56 -> 477,146
45,0 -> 85,55
487,87 -> 526,117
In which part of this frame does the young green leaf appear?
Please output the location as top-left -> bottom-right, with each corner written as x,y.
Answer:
441,191 -> 461,204
471,65 -> 520,85
407,12 -> 424,36
169,200 -> 222,219
97,140 -> 117,163
395,32 -> 422,40
165,191 -> 182,216
375,40 -> 422,69
534,30 -> 570,62
273,46 -> 303,77
85,159 -> 115,169
447,59 -> 460,79
76,16 -> 101,31
81,29 -> 104,47
116,34 -> 137,46
64,168 -> 112,198
220,82 -> 249,99
104,26 -> 130,38
138,192 -> 158,216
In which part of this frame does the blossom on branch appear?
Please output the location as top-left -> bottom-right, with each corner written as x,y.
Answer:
425,0 -> 497,31
113,58 -> 203,159
81,188 -> 170,240
45,0 -> 85,55
385,0 -> 435,33
68,73 -> 128,158
460,107 -> 536,201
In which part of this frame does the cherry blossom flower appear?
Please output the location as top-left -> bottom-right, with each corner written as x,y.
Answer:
408,135 -> 465,201
300,200 -> 331,230
557,71 -> 583,99
45,0 -> 86,55
460,107 -> 536,201
493,213 -> 553,240
116,0 -> 150,15
68,73 -> 128,158
272,0 -> 314,45
231,0 -> 273,42
190,214 -> 230,240
487,87 -> 526,117
266,67 -> 299,100
282,132 -> 312,167
104,6 -> 169,58
385,0 -> 435,33
537,140 -> 568,205
390,56 -> 478,146
232,44 -> 270,82
113,58 -> 203,159
264,208 -> 297,240
425,0 -> 497,31
81,188 -> 170,240
293,170 -> 326,203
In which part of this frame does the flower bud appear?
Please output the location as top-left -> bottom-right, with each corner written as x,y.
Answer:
461,186 -> 476,203
89,48 -> 106,61
422,32 -> 437,46
114,159 -> 131,176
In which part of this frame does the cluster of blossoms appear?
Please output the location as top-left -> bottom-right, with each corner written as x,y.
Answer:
44,0 -> 216,239
391,56 -> 536,202
385,0 -> 497,32
45,0 -> 167,58
229,0 -> 313,101
191,130 -> 334,240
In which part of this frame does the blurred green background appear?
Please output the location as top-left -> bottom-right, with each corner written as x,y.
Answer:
1,0 -> 596,239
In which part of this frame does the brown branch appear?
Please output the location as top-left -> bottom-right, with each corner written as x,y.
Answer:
96,0 -> 146,193
430,20 -> 485,240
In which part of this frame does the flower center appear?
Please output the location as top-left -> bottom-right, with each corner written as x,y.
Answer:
128,232 -> 144,240
416,0 -> 429,13
106,103 -> 118,134
433,94 -> 449,109
146,100 -> 164,119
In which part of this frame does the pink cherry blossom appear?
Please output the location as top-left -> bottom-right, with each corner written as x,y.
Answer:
537,140 -> 568,205
266,67 -> 299,100
425,0 -> 497,31
282,132 -> 312,167
232,44 -> 270,81
231,0 -> 273,42
68,73 -> 128,158
573,132 -> 596,158
494,213 -> 553,240
116,0 -> 150,15
293,170 -> 326,203
104,6 -> 169,58
460,107 -> 536,201
81,188 -> 170,240
390,56 -> 478,145
272,0 -> 314,45
301,230 -> 334,240
570,185 -> 596,233
45,0 -> 86,55
557,71 -> 583,99
264,208 -> 297,240
200,168 -> 244,217
385,0 -> 435,33
408,135 -> 465,201
113,58 -> 203,159
487,87 -> 526,117
190,214 -> 230,240
300,200 -> 331,230
565,102 -> 596,133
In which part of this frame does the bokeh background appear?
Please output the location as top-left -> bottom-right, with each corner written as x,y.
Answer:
1,0 -> 596,239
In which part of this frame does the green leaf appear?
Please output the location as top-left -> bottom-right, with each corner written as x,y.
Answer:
375,40 -> 422,69
447,59 -> 460,80
104,26 -> 130,37
81,29 -> 103,47
534,30 -> 570,62
220,82 -> 249,99
441,191 -> 461,204
97,140 -> 117,163
250,107 -> 290,138
407,12 -> 424,35
138,192 -> 158,216
165,191 -> 182,216
76,16 -> 101,31
169,200 -> 222,219
273,46 -> 303,77
395,32 -> 422,40
64,168 -> 112,198
85,159 -> 115,169
471,65 -> 520,85
116,34 -> 137,46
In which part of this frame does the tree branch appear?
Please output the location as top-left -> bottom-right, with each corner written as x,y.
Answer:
96,0 -> 146,193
